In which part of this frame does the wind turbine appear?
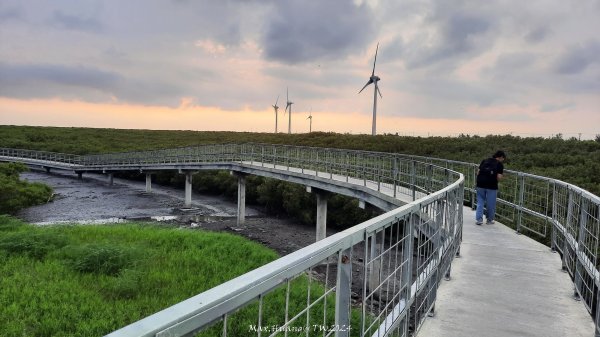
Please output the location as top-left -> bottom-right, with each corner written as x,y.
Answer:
272,95 -> 280,133
358,42 -> 382,136
284,87 -> 293,134
307,108 -> 313,133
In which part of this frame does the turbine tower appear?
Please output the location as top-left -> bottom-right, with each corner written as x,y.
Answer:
358,42 -> 382,136
285,87 -> 293,134
307,108 -> 313,133
272,95 -> 280,133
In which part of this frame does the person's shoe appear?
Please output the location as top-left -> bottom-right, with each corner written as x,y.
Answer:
476,220 -> 483,225
486,220 -> 495,225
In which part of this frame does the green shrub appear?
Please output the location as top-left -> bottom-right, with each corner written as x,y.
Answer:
0,231 -> 68,259
103,269 -> 144,299
62,243 -> 141,276
0,162 -> 53,214
0,215 -> 26,231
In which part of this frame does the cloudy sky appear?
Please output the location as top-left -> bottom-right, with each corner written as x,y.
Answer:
0,0 -> 598,138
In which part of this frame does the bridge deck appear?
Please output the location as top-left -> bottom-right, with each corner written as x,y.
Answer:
418,206 -> 594,337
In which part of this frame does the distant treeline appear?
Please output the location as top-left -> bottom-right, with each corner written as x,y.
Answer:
1,126 -> 599,223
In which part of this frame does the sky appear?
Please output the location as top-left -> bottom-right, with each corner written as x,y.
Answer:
0,0 -> 599,138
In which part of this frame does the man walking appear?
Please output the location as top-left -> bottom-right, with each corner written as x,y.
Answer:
476,150 -> 506,225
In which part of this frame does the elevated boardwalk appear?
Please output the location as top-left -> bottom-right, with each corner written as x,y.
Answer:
418,206 -> 595,337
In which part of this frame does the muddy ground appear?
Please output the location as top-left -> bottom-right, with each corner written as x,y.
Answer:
18,168 -> 337,256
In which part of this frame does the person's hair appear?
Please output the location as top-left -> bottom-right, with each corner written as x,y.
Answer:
493,150 -> 506,159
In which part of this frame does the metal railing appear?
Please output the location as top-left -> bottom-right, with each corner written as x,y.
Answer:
90,144 -> 463,337
0,147 -> 81,166
1,144 -> 464,336
2,143 -> 599,335
399,156 -> 600,336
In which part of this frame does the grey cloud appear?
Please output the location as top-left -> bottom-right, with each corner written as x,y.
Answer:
443,14 -> 490,50
555,40 -> 600,74
0,7 -> 22,22
524,27 -> 550,43
483,52 -> 538,82
0,63 -> 118,92
406,11 -> 493,69
0,62 -> 190,106
540,102 -> 575,112
50,10 -> 103,33
263,0 -> 375,64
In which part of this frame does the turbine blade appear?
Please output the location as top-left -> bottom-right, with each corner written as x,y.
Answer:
372,42 -> 379,76
358,79 -> 374,94
275,94 -> 279,106
377,84 -> 382,98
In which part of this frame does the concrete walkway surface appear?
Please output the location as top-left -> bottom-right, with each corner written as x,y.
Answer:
417,206 -> 595,337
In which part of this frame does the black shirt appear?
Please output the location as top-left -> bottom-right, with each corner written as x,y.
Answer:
476,158 -> 504,190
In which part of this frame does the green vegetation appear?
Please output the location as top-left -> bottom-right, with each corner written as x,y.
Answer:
0,216 -> 366,337
0,162 -> 53,214
1,125 -> 598,195
0,216 -> 274,336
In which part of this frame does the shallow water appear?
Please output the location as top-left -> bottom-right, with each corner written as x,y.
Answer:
17,169 -> 261,225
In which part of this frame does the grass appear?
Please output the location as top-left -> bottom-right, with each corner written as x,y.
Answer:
0,216 -> 280,336
0,216 -> 368,336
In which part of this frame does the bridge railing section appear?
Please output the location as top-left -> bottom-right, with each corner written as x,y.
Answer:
103,158 -> 463,337
405,156 -> 600,334
0,147 -> 81,166
68,144 -> 462,337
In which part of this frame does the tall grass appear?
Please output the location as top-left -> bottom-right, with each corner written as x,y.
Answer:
0,217 -> 282,336
0,216 -> 368,336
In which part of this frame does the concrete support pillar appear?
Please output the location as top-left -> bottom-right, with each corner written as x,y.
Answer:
369,233 -> 382,292
44,166 -> 51,173
77,172 -> 83,180
307,186 -> 329,242
145,173 -> 152,193
107,173 -> 114,186
316,192 -> 328,241
184,172 -> 193,207
236,173 -> 246,226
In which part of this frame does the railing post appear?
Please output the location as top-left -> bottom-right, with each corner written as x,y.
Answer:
471,165 -> 477,210
596,285 -> 600,337
410,160 -> 417,201
345,152 -> 349,183
573,196 -> 589,301
331,149 -> 336,177
393,157 -> 398,198
563,188 -> 575,272
404,210 -> 416,319
516,173 -> 525,234
335,248 -> 352,337
551,181 -> 558,253
427,164 -> 433,193
444,189 -> 452,281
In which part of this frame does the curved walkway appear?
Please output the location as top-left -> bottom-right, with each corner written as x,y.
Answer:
418,206 -> 594,337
